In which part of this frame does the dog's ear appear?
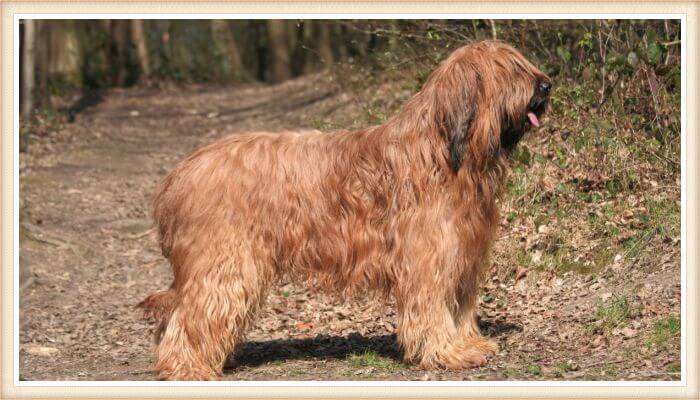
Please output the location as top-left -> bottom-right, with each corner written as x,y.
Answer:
445,106 -> 474,172
424,62 -> 480,173
425,64 -> 503,173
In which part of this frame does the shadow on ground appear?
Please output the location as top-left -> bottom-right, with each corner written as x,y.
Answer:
64,88 -> 106,121
227,319 -> 522,369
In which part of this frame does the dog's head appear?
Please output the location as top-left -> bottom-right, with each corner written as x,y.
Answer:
419,40 -> 551,172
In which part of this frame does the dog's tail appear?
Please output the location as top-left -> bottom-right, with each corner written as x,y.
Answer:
137,289 -> 176,343
152,170 -> 178,259
137,289 -> 175,321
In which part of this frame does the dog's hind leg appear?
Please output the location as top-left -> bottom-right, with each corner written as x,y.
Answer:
153,241 -> 273,380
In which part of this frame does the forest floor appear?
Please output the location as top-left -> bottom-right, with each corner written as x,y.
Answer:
19,75 -> 681,381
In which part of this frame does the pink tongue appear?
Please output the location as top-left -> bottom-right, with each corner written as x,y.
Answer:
527,112 -> 540,127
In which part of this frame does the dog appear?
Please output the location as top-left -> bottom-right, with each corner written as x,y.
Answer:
139,40 -> 551,380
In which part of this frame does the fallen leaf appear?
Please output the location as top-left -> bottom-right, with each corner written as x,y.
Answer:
25,345 -> 59,357
592,336 -> 606,348
621,327 -> 637,338
420,373 -> 435,381
622,209 -> 634,220
531,250 -> 543,264
515,267 -> 529,282
294,322 -> 313,331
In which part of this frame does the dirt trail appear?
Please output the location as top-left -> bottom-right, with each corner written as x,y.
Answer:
19,77 -> 680,381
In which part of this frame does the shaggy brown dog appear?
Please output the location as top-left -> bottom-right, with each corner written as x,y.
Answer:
139,40 -> 550,380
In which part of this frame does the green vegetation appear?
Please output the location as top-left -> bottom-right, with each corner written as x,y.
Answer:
666,362 -> 681,373
17,19 -> 682,382
526,364 -> 543,376
652,316 -> 681,348
602,363 -> 620,376
347,351 -> 402,371
596,295 -> 637,328
502,367 -> 524,379
555,361 -> 575,374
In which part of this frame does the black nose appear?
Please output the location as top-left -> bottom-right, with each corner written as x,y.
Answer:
539,81 -> 551,94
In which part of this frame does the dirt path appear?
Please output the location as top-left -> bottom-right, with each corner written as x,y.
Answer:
19,77 -> 680,381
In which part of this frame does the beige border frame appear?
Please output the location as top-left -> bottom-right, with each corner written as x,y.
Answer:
1,1 -> 697,399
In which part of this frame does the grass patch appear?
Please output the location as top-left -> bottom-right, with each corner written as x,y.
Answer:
666,362 -> 681,374
347,351 -> 402,371
622,229 -> 654,259
602,363 -> 619,376
591,246 -> 615,271
596,295 -> 636,328
502,367 -> 524,379
555,361 -> 575,374
286,367 -> 307,376
646,198 -> 681,239
505,167 -> 530,199
515,249 -> 533,269
586,204 -> 619,238
652,316 -> 681,348
526,364 -> 542,376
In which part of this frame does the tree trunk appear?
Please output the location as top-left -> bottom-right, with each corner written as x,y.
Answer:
300,21 -> 316,74
317,22 -> 334,69
108,20 -> 130,86
130,20 -> 151,82
210,20 -> 248,81
266,20 -> 291,82
21,20 -> 36,116
48,21 -> 82,89
489,19 -> 498,40
334,24 -> 348,61
36,20 -> 51,109
254,22 -> 267,81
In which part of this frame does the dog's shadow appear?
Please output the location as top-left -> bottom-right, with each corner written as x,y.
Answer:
226,319 -> 522,369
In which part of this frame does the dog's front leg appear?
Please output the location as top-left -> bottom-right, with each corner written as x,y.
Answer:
392,225 -> 494,370
452,263 -> 499,358
395,278 -> 491,370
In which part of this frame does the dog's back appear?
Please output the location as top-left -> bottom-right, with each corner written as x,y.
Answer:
147,124 -> 446,303
152,130 -> 331,261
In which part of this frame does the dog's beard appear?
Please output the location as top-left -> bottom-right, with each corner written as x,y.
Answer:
500,123 -> 526,151
501,94 -> 548,151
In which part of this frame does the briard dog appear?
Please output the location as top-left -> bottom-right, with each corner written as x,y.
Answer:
139,40 -> 551,380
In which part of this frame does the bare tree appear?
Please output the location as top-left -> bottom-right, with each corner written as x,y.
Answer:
300,21 -> 316,74
210,20 -> 248,81
334,24 -> 348,61
36,20 -> 51,109
489,19 -> 498,39
21,20 -> 36,116
107,20 -> 131,86
130,20 -> 151,82
317,22 -> 334,69
266,20 -> 291,82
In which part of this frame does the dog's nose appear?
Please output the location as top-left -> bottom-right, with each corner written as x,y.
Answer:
539,81 -> 551,94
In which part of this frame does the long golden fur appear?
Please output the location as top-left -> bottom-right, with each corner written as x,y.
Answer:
139,40 -> 550,380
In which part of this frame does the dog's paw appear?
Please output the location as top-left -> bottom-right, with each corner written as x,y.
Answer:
443,350 -> 488,370
468,337 -> 498,356
419,342 -> 492,370
156,366 -> 219,381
